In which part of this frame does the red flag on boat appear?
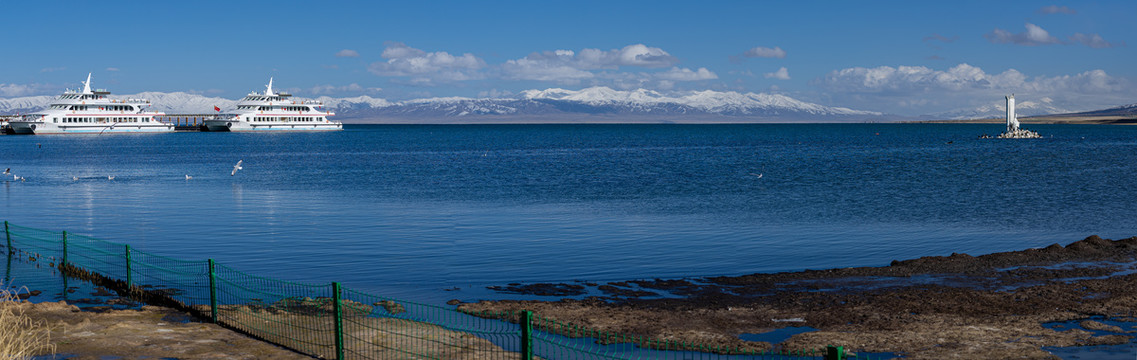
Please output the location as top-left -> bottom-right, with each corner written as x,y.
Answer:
214,106 -> 221,112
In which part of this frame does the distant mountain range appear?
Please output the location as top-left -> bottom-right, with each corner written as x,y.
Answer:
931,98 -> 1071,120
0,87 -> 885,123
2,87 -> 1131,123
1031,102 -> 1137,118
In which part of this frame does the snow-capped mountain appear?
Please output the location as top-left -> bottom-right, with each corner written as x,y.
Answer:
0,95 -> 54,114
933,98 -> 1071,120
1,86 -> 884,122
520,87 -> 879,116
134,92 -> 239,113
1048,103 -> 1137,117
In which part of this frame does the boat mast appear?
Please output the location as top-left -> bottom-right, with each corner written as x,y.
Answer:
81,73 -> 93,94
265,77 -> 275,96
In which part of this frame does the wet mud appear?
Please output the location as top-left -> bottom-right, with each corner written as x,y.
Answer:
462,235 -> 1137,359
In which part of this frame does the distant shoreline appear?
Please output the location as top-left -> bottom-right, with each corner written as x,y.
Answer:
904,115 -> 1137,125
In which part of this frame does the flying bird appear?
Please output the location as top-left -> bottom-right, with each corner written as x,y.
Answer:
231,160 -> 243,176
2,168 -> 9,175
749,173 -> 763,179
185,174 -> 193,180
107,175 -> 115,180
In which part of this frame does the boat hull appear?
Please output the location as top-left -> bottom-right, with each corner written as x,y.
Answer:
7,121 -> 173,134
204,120 -> 342,132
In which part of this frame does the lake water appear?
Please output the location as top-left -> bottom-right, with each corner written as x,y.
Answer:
2,124 -> 1135,303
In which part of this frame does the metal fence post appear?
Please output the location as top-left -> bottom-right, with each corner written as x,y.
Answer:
333,282 -> 344,360
521,310 -> 533,360
61,231 -> 68,266
124,245 -> 132,289
4,221 -> 10,253
208,259 -> 218,324
826,345 -> 845,360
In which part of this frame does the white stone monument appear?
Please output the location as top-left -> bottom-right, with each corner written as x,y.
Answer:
997,94 -> 1041,138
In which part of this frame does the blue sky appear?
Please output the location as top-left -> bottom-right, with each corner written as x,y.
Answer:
1,0 -> 1133,115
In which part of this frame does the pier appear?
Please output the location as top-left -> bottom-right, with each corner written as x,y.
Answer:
154,114 -> 224,132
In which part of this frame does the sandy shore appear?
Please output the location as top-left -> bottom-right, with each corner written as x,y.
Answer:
13,301 -> 312,359
460,235 -> 1137,359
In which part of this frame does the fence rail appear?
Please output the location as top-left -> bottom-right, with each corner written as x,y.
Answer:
3,221 -> 863,360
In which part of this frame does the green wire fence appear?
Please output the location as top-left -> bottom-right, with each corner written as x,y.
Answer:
3,221 -> 872,360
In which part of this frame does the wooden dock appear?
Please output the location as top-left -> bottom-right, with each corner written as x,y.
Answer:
155,114 -> 221,132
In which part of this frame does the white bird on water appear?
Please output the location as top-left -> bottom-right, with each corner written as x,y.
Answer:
73,176 -> 79,181
107,175 -> 115,180
231,160 -> 243,176
185,174 -> 193,180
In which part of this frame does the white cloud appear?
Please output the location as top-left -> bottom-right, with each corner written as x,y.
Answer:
499,44 -> 683,85
985,23 -> 1062,46
655,67 -> 718,81
818,63 -> 1125,94
609,44 -> 678,68
986,23 -> 1122,49
816,63 -> 1133,115
308,83 -> 382,95
40,67 -> 66,73
1068,33 -> 1124,48
0,83 -> 58,97
368,42 -> 486,85
1037,5 -> 1076,14
501,52 -> 595,83
380,42 -> 427,59
743,46 -> 786,59
106,67 -> 120,72
335,49 -> 360,57
764,67 -> 791,80
478,89 -> 514,98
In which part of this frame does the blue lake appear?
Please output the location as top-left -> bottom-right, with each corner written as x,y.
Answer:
2,123 -> 1135,303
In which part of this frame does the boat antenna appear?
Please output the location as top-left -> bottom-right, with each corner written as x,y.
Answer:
81,73 -> 93,94
265,77 -> 275,96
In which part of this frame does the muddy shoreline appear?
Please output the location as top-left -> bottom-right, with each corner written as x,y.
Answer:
460,235 -> 1137,359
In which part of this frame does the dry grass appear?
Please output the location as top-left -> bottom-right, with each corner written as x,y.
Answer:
0,284 -> 55,360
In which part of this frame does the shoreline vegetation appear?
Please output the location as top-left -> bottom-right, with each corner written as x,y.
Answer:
1,284 -> 54,359
7,235 -> 1136,359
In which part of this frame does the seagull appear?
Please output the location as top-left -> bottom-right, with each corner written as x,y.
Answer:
107,175 -> 115,180
2,168 -> 9,175
231,160 -> 243,176
14,176 -> 24,182
185,174 -> 193,180
72,176 -> 79,181
749,173 -> 763,179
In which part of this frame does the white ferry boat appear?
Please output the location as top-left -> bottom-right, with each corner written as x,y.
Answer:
205,78 -> 341,132
8,74 -> 172,134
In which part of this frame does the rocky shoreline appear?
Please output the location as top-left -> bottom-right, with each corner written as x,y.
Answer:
460,235 -> 1137,359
